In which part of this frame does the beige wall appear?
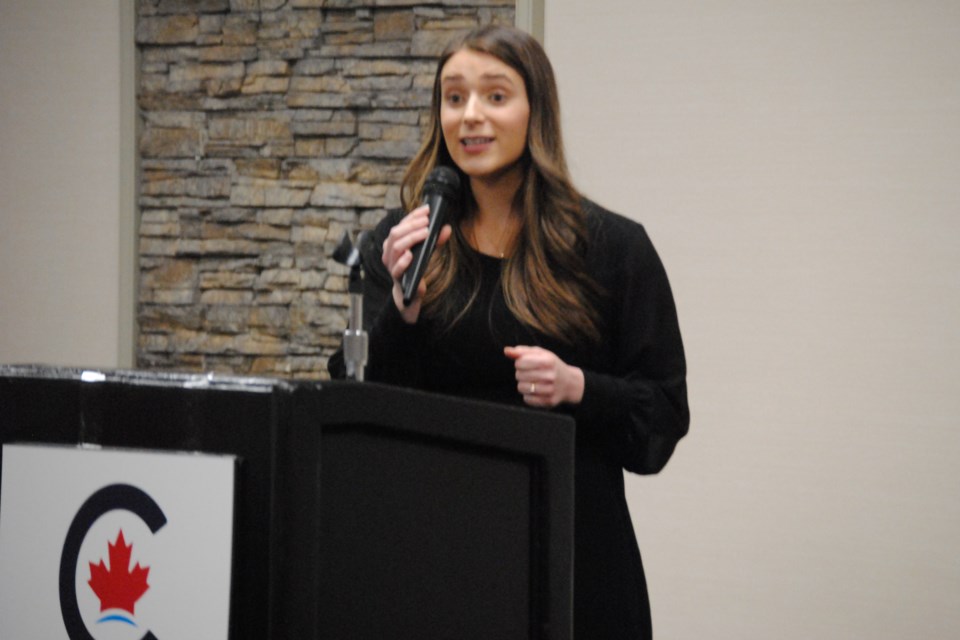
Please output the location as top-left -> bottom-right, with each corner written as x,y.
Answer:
545,1 -> 960,638
0,0 -> 135,369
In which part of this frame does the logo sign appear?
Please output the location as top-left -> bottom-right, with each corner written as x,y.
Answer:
0,444 -> 236,639
59,483 -> 167,639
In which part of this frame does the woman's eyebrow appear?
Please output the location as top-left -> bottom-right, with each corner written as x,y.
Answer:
441,72 -> 515,85
481,73 -> 515,84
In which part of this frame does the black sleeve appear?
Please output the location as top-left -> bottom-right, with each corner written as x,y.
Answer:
327,211 -> 426,386
574,210 -> 690,475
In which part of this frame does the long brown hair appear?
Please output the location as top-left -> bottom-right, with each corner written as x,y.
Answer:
401,25 -> 602,345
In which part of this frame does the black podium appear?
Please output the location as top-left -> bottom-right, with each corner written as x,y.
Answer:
0,365 -> 574,639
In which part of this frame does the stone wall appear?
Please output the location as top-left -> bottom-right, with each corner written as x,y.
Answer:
136,0 -> 514,379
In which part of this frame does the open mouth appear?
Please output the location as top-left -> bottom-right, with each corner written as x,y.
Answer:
461,137 -> 494,146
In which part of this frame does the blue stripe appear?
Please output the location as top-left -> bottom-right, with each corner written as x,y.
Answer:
97,614 -> 137,627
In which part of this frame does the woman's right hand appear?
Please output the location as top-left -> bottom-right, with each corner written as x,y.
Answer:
381,205 -> 452,324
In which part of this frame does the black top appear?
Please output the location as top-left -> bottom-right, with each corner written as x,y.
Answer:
330,199 -> 689,639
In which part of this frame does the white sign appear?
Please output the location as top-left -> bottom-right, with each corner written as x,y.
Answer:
0,443 -> 236,640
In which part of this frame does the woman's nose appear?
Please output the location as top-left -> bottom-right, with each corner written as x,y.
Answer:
463,93 -> 483,123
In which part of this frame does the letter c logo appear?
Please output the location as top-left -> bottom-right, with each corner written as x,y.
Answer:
59,484 -> 167,640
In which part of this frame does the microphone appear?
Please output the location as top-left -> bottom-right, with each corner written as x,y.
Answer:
401,166 -> 461,306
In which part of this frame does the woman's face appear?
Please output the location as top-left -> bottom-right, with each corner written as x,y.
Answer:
439,49 -> 530,185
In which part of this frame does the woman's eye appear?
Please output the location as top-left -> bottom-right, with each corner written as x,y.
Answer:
489,92 -> 507,104
446,93 -> 463,105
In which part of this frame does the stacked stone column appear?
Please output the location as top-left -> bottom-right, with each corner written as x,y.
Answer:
136,0 -> 514,378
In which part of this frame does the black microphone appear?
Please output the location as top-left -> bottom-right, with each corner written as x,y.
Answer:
401,166 -> 461,306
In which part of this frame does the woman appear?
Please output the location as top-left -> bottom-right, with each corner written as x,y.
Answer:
330,25 -> 689,639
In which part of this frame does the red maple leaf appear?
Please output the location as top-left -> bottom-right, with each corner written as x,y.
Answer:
88,529 -> 151,615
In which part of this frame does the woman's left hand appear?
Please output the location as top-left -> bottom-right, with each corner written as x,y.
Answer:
504,345 -> 585,408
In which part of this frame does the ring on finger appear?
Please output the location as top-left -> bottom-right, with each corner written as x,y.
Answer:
530,382 -> 536,395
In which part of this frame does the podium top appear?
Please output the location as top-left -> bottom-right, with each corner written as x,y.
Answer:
0,363 -> 286,393
0,363 -> 574,451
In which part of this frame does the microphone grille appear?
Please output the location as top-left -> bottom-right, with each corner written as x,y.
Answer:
424,166 -> 461,198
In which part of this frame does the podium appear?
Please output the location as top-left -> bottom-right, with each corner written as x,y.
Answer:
0,365 -> 574,639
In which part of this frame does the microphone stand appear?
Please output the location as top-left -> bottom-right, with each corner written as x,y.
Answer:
333,231 -> 368,381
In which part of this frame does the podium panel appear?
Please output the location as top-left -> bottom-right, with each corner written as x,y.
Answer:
0,443 -> 236,639
0,365 -> 574,639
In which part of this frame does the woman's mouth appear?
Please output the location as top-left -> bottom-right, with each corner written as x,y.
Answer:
462,137 -> 493,146
461,137 -> 494,153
